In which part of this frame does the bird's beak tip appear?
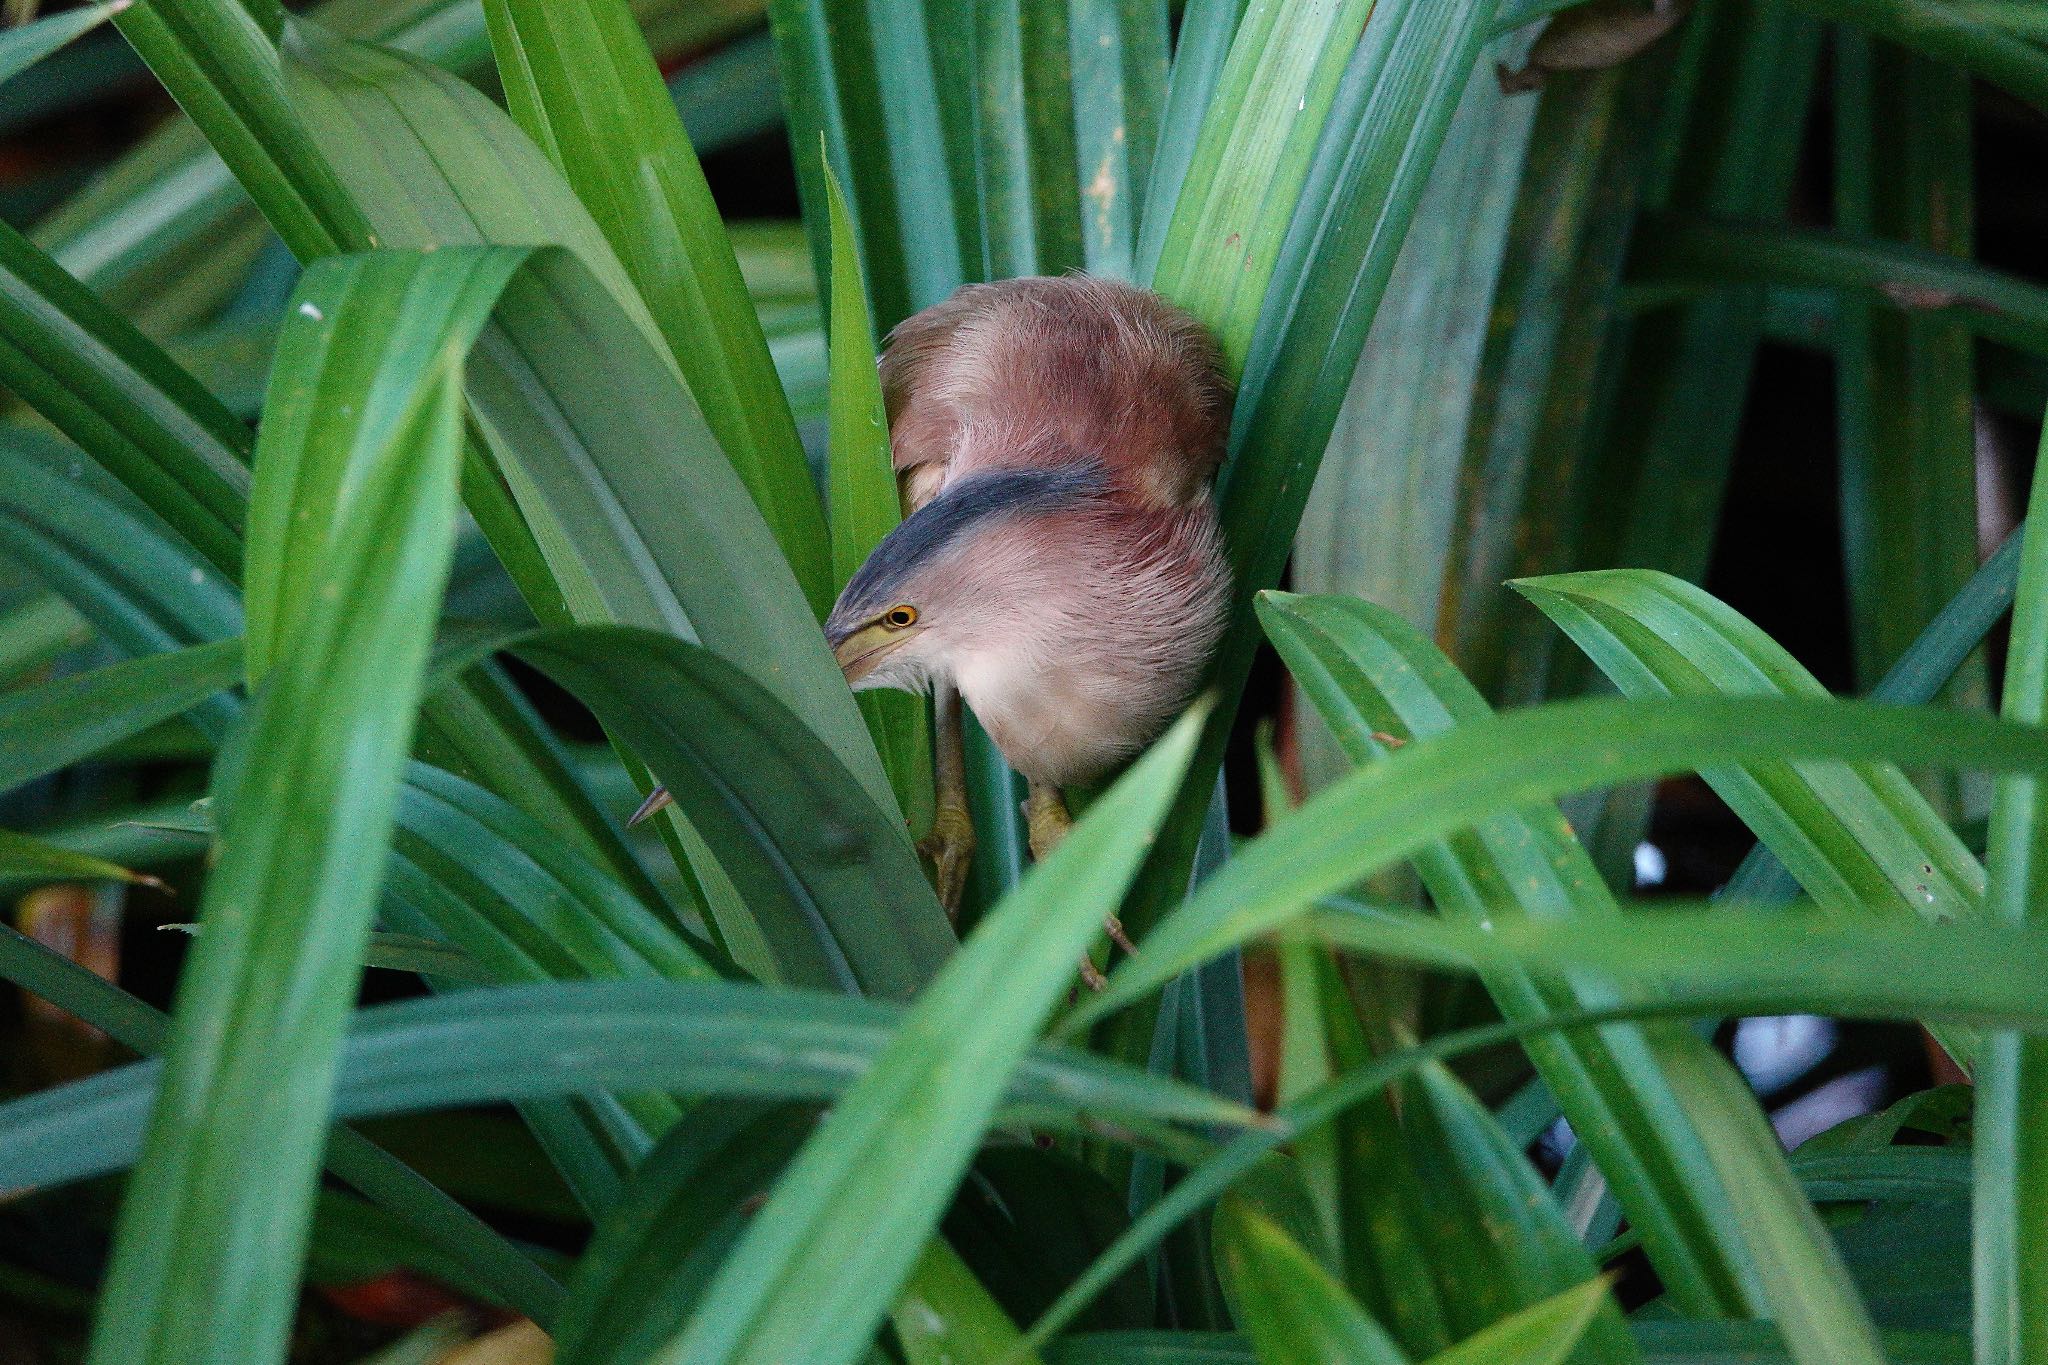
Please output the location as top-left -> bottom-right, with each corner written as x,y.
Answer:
831,624 -> 891,686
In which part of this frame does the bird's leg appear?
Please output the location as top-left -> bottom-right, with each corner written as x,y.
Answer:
1023,778 -> 1072,863
1025,780 -> 1140,978
917,680 -> 976,919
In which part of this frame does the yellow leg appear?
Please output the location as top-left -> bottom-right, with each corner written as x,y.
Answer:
1027,779 -> 1138,970
1024,779 -> 1072,864
917,681 -> 975,919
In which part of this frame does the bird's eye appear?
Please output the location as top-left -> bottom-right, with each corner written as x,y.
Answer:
883,605 -> 918,629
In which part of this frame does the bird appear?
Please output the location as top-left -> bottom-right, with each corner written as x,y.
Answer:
824,275 -> 1233,979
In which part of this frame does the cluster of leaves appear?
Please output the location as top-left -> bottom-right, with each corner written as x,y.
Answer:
1,0 -> 2048,1362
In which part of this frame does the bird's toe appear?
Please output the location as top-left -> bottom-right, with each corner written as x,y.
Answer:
917,803 -> 976,920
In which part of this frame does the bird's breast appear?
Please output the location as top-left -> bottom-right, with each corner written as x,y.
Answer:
955,654 -> 1168,787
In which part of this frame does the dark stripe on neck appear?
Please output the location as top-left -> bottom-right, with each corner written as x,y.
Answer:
835,461 -> 1108,625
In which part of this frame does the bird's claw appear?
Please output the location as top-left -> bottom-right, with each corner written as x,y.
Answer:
1103,914 -> 1139,958
1024,784 -> 1137,986
1024,784 -> 1073,864
917,803 -> 976,920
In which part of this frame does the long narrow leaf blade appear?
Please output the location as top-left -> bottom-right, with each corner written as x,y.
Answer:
1513,568 -> 1985,1068
1975,415 -> 2048,1365
1069,695 -> 2048,1031
1213,1198 -> 1412,1365
482,0 -> 831,611
1421,1279 -> 1611,1365
824,159 -> 931,833
0,639 -> 240,793
86,250 -> 469,1365
666,709 -> 1204,1364
514,625 -> 953,999
1257,588 -> 1886,1347
0,216 -> 252,578
0,977 -> 1261,1194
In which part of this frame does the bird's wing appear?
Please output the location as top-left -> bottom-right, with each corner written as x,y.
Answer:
880,277 -> 1232,513
881,285 -> 1002,512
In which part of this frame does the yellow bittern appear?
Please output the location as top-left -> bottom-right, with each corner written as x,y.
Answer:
636,277 -> 1231,983
826,276 -> 1232,973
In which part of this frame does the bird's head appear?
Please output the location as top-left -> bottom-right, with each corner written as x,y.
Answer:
824,462 -> 1108,692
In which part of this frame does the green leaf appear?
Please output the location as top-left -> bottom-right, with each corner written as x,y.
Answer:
0,216 -> 657,900
1790,1146 -> 1972,1205
1782,0 -> 2048,113
974,0 -> 1084,277
946,1144 -> 1160,1337
109,2 -> 373,261
390,749 -> 712,1159
157,924 -> 492,983
1270,940 -> 1341,1259
0,215 -> 251,579
668,28 -> 788,154
1722,524 -> 2023,905
389,761 -> 719,989
0,1 -> 130,89
823,156 -> 931,835
0,829 -> 165,890
554,1105 -> 811,1365
227,229 -> 942,985
1133,0 -> 1248,282
768,0 -> 964,327
279,40 -> 896,808
1437,61 -> 1666,707
0,327 -> 687,1202
0,924 -> 566,1324
514,624 -> 952,998
1044,1325 -> 1975,1364
1513,568 -> 1985,1069
1546,0 -> 1818,879
1629,216 -> 2048,363
1632,1321 -> 1969,1364
114,2 -> 891,831
0,429 -> 244,738
1421,1279 -> 1612,1365
1295,901 -> 2048,1037
1150,0 -> 1374,374
1834,26 -> 1985,837
482,0 -> 830,612
0,978 -> 1262,1194
240,248 -> 524,678
1106,0 -> 1496,1082
0,590 -> 89,686
1258,588 -> 1880,1341
1976,413 -> 2048,1365
1026,988 -> 1907,1358
663,708 -> 1204,1365
1212,1198 -> 1411,1365
1068,0 -> 1167,279
1307,956 -> 1451,1354
892,1240 -> 1046,1365
33,0 -> 758,307
1393,1062 -> 1632,1362
85,251 -> 469,1365
1288,53 -> 1538,786
3,427 -> 670,936
1,423 -> 698,1189
1559,0 -> 1819,604
1067,693 -> 2048,1034
0,639 -> 240,795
